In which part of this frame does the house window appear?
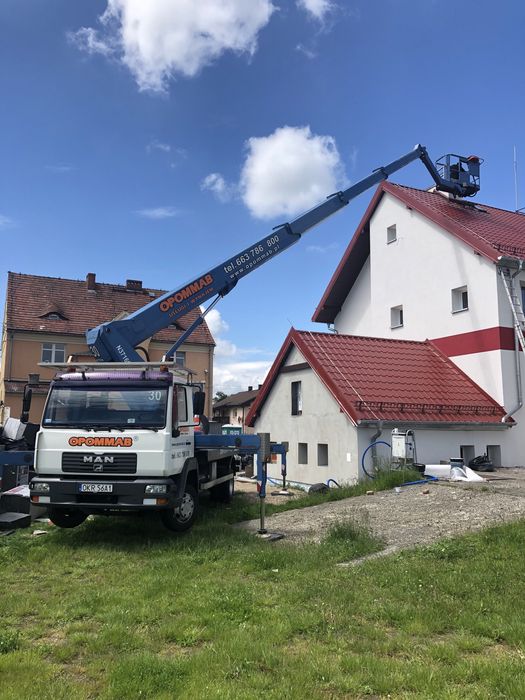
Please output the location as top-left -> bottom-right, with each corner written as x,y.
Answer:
298,442 -> 308,464
387,224 -> 397,244
175,351 -> 186,367
452,286 -> 468,313
318,443 -> 328,467
41,343 -> 65,363
291,381 -> 302,416
390,305 -> 403,329
460,445 -> 475,465
486,445 -> 501,468
521,285 -> 525,312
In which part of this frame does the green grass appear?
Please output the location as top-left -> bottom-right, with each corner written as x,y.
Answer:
1,488 -> 524,699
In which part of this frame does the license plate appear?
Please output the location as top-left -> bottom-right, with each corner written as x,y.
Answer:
79,483 -> 113,494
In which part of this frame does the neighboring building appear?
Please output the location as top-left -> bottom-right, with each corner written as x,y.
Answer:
213,387 -> 260,434
312,182 -> 525,466
246,330 -> 510,485
0,272 -> 215,423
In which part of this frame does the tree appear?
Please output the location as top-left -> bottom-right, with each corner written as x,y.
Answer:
214,391 -> 228,402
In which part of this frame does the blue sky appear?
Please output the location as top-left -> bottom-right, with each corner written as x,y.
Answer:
1,0 -> 524,393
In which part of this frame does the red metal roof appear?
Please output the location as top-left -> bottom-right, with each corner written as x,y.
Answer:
313,182 -> 525,323
5,272 -> 214,346
246,329 -> 509,427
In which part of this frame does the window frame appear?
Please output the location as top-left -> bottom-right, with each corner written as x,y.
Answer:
451,285 -> 469,313
390,305 -> 404,329
317,443 -> 329,467
298,442 -> 308,465
291,380 -> 302,416
41,342 -> 66,363
386,224 -> 397,244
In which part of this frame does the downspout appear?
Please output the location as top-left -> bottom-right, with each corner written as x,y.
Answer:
369,420 -> 383,462
502,262 -> 523,423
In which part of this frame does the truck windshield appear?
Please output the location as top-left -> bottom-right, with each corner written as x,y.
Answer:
43,385 -> 168,429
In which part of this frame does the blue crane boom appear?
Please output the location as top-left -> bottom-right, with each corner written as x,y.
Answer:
86,145 -> 481,362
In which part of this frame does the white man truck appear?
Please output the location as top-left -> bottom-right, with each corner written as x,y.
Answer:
30,364 -> 257,531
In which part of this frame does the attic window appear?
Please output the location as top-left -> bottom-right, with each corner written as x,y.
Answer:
387,224 -> 397,244
44,313 -> 63,321
390,305 -> 403,329
452,286 -> 468,313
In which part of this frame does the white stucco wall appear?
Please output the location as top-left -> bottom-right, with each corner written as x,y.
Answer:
252,346 -> 361,486
359,424 -> 517,472
335,194 -> 499,341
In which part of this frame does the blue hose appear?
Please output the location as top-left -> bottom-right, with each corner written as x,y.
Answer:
326,478 -> 340,488
361,440 -> 391,479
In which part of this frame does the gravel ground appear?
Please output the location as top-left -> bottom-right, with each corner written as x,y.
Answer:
237,469 -> 525,552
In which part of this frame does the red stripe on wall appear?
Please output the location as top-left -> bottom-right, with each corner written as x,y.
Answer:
431,327 -> 516,357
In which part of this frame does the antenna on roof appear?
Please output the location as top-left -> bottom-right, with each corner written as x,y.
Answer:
514,145 -> 519,212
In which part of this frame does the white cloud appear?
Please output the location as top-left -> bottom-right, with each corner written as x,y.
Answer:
201,172 -> 236,202
239,125 -> 347,219
70,0 -> 276,93
205,308 -> 230,337
146,139 -> 171,153
204,307 -> 271,394
213,360 -> 271,395
0,214 -> 15,229
135,206 -> 179,219
297,0 -> 334,21
306,242 -> 338,254
45,164 -> 76,174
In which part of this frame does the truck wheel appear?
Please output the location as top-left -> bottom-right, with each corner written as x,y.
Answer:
161,484 -> 198,532
48,508 -> 87,529
211,476 -> 234,503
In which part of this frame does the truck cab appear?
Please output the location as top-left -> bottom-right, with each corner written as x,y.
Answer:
30,364 -> 234,531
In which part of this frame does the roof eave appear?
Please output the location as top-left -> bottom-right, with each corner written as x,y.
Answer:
357,419 -> 511,430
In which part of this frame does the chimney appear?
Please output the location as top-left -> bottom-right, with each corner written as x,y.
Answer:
126,279 -> 143,291
248,386 -> 253,391
86,272 -> 96,291
258,384 -> 262,389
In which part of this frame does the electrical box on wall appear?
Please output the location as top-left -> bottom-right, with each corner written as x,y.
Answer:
391,428 -> 416,464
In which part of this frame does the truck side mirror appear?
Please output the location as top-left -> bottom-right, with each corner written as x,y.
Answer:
193,390 -> 206,417
20,385 -> 33,424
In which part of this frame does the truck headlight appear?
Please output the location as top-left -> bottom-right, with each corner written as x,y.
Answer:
31,482 -> 50,493
145,484 -> 168,494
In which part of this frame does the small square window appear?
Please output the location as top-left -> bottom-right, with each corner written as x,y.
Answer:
452,286 -> 468,313
175,351 -> 186,367
387,224 -> 397,244
298,442 -> 308,464
317,443 -> 328,467
390,305 -> 403,329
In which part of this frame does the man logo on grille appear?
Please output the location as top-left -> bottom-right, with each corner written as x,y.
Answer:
83,454 -> 115,469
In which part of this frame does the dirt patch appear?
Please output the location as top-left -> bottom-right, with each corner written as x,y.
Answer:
237,469 -> 525,550
235,477 -> 304,506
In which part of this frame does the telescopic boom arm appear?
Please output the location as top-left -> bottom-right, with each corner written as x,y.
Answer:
86,144 -> 481,362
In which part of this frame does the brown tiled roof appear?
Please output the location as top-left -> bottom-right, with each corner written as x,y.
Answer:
247,329 -> 509,427
6,272 -> 215,346
213,389 -> 259,409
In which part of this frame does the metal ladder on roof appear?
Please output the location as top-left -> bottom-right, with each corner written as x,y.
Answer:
498,266 -> 525,353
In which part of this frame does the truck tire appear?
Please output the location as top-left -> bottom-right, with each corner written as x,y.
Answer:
161,483 -> 198,532
48,508 -> 87,529
211,476 -> 234,503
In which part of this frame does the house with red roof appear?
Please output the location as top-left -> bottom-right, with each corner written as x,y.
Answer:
247,183 -> 525,484
0,272 -> 215,423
